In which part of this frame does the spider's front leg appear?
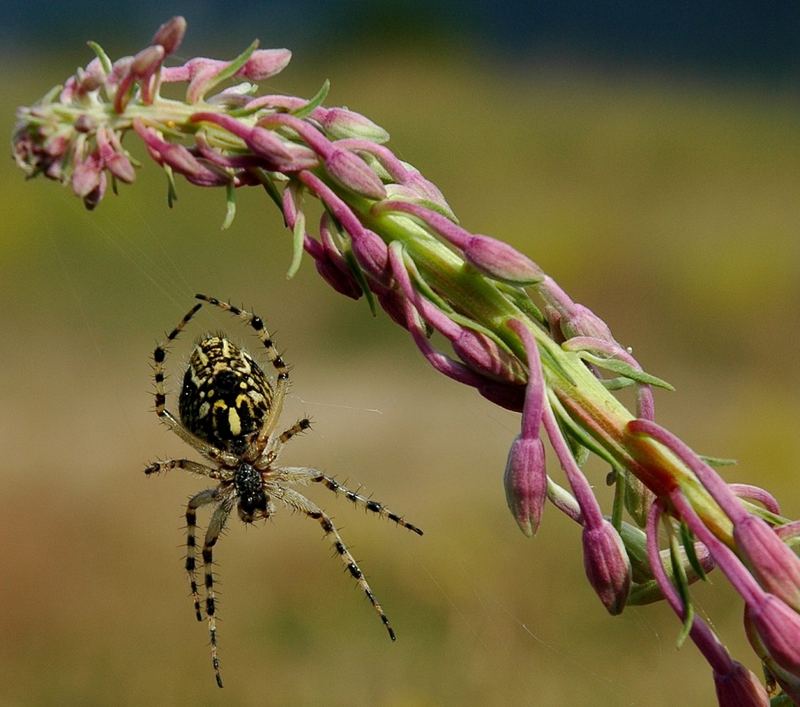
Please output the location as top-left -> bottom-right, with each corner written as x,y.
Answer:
144,458 -> 224,479
277,466 -> 424,536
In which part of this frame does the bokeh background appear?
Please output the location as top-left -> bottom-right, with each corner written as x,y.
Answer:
2,2 -> 799,705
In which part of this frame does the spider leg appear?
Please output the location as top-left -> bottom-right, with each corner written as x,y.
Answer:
185,488 -> 222,622
152,302 -> 239,467
260,417 -> 312,465
145,458 -> 225,480
194,294 -> 290,454
201,494 -> 235,689
274,486 -> 399,641
275,467 -> 423,536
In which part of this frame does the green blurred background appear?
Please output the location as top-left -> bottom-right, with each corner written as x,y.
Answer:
2,4 -> 799,705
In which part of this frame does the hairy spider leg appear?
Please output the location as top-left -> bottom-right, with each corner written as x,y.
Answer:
194,294 -> 291,457
275,487 -> 399,641
144,458 -> 225,480
185,488 -> 223,621
152,302 -> 239,467
202,495 -> 235,689
259,418 -> 313,465
276,467 -> 424,536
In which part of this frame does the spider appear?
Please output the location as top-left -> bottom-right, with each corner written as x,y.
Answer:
144,294 -> 423,688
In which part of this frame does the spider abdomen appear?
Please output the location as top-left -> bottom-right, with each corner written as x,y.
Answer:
179,335 -> 273,455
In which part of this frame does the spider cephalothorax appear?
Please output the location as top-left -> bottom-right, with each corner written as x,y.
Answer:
144,294 -> 422,688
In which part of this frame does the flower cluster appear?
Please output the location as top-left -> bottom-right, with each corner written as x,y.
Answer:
14,18 -> 800,705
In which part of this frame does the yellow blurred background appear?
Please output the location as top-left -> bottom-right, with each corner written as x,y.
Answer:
2,17 -> 800,707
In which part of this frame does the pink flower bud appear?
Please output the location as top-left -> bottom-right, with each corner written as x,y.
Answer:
351,229 -> 389,280
131,45 -> 165,78
105,152 -> 136,183
238,49 -> 292,81
190,113 -> 294,168
452,329 -> 527,384
314,258 -> 363,300
713,660 -> 769,707
185,58 -> 227,103
71,153 -> 102,198
746,594 -> 800,675
735,516 -> 800,613
503,435 -> 547,537
82,171 -> 107,211
73,115 -> 96,134
151,16 -> 187,56
477,380 -> 525,412
76,58 -> 104,93
560,303 -> 615,343
376,288 -> 412,331
463,234 -> 544,286
319,108 -> 390,143
325,147 -> 387,200
583,519 -> 631,615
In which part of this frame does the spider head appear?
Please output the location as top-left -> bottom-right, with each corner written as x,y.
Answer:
234,462 -> 272,523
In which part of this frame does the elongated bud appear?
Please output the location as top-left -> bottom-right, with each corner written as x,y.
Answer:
713,660 -> 769,707
238,49 -> 292,81
185,57 -> 227,103
477,380 -> 525,412
744,612 -> 800,704
504,435 -> 547,537
71,153 -> 102,198
82,171 -> 107,211
319,108 -> 390,143
463,234 -> 543,286
191,112 -> 294,168
325,147 -> 387,200
559,302 -> 615,343
453,329 -> 527,384
131,44 -> 165,78
76,58 -> 104,93
351,228 -> 389,280
314,258 -> 362,300
734,516 -> 800,613
746,594 -> 800,675
583,519 -> 631,615
152,16 -> 186,55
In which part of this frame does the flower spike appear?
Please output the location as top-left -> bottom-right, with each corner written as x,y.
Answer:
13,19 -> 800,704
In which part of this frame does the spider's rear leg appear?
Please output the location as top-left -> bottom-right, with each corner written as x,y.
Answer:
185,488 -> 221,622
279,488 -> 399,641
201,497 -> 234,688
279,467 -> 424,536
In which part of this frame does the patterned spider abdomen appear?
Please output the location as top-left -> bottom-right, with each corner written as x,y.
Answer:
179,336 -> 273,454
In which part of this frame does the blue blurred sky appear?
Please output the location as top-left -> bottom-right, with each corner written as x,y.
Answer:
4,0 -> 799,82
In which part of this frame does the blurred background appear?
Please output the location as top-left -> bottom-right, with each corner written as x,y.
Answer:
2,2 -> 799,705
